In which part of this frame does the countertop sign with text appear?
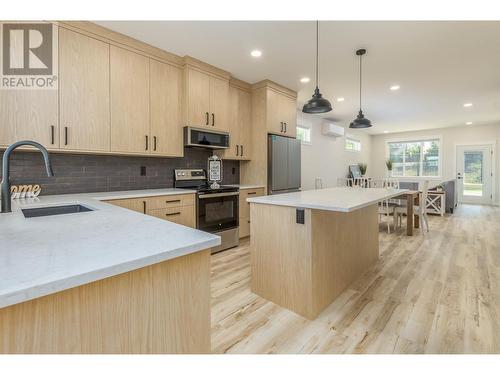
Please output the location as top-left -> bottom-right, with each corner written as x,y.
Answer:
0,22 -> 58,90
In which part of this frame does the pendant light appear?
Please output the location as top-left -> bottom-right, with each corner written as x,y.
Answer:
302,21 -> 332,114
350,48 -> 372,128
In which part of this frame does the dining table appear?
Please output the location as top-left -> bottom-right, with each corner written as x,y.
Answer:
394,190 -> 420,236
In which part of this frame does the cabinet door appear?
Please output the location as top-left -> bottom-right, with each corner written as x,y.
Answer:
266,88 -> 284,135
150,60 -> 183,157
209,75 -> 229,131
282,95 -> 297,138
110,46 -> 150,154
238,89 -> 252,160
59,28 -> 110,151
186,68 -> 210,127
224,86 -> 240,158
0,90 -> 58,149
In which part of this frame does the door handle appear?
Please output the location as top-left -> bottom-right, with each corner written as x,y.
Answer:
212,113 -> 215,126
153,136 -> 157,151
50,125 -> 55,145
205,112 -> 209,126
145,135 -> 149,151
64,126 -> 68,145
236,144 -> 239,156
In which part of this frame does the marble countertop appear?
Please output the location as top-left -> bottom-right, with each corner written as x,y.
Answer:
247,187 -> 409,213
0,189 -> 219,309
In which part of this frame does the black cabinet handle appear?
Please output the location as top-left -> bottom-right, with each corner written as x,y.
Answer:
153,136 -> 157,151
165,199 -> 181,204
145,135 -> 149,151
236,145 -> 239,156
50,125 -> 55,145
165,212 -> 181,216
212,113 -> 215,126
241,145 -> 244,156
142,201 -> 146,214
247,192 -> 257,195
284,122 -> 287,133
205,112 -> 209,126
64,126 -> 68,145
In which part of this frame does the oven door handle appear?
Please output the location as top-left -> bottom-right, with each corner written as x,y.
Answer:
198,192 -> 239,199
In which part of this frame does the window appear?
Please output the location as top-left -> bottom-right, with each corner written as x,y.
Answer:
345,137 -> 361,152
296,125 -> 311,144
388,138 -> 440,177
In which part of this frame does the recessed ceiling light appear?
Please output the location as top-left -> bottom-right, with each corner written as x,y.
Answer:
466,121 -> 473,125
250,50 -> 262,57
337,97 -> 345,102
390,85 -> 400,91
300,77 -> 310,83
463,103 -> 473,107
383,130 -> 389,133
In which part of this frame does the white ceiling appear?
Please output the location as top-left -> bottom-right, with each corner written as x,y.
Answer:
96,21 -> 500,134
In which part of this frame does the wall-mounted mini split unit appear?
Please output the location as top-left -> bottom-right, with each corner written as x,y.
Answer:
322,122 -> 345,138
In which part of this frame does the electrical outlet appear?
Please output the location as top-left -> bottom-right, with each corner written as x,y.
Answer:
232,167 -> 236,175
140,166 -> 147,176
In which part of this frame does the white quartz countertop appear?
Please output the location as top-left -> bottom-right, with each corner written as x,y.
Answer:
0,189 -> 219,309
247,187 -> 409,213
228,184 -> 266,190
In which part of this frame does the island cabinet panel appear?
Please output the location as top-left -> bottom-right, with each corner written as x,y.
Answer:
59,28 -> 110,151
110,46 -> 150,154
250,203 -> 379,320
0,250 -> 211,354
150,59 -> 184,157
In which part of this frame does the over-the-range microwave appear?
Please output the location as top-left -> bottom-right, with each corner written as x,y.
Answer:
184,126 -> 230,149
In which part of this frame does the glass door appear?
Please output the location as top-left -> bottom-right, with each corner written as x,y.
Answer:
456,145 -> 493,204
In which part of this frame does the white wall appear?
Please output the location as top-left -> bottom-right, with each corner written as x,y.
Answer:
298,111 -> 372,191
370,123 -> 500,204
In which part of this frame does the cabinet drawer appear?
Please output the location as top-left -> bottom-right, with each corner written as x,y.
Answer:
147,206 -> 196,228
145,194 -> 195,210
105,198 -> 146,213
239,188 -> 265,220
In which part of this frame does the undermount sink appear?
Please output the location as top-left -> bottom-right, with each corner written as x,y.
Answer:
22,204 -> 93,218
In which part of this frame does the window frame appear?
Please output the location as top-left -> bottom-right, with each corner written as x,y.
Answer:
345,137 -> 362,153
296,124 -> 312,145
385,135 -> 442,179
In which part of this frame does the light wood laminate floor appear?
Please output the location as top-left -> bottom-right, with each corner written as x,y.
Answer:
211,205 -> 500,354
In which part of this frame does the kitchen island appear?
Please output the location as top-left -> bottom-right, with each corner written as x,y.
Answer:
0,189 -> 220,354
247,187 -> 407,320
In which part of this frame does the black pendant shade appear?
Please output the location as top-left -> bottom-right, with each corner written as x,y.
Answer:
349,48 -> 372,128
349,110 -> 372,128
302,21 -> 332,114
303,87 -> 332,114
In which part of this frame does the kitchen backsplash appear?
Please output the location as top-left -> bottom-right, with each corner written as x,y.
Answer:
0,148 -> 240,195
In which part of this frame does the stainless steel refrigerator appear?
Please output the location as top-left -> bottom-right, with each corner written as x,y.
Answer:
267,134 -> 301,195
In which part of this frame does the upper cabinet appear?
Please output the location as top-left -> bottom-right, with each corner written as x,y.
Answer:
150,59 -> 183,157
110,46 -> 151,154
215,80 -> 252,160
59,28 -> 110,151
265,85 -> 297,139
183,59 -> 230,132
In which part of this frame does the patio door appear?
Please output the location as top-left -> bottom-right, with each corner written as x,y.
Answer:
456,144 -> 493,204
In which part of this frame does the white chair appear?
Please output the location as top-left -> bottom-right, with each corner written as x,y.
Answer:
395,180 -> 430,233
376,179 -> 400,233
315,177 -> 324,189
337,178 -> 353,187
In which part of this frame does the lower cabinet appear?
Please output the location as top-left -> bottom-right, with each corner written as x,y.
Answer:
239,187 -> 265,238
104,193 -> 196,228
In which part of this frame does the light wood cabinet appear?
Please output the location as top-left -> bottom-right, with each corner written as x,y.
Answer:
59,28 -> 110,151
110,46 -> 150,154
184,67 -> 229,131
239,187 -> 265,238
150,60 -> 183,157
266,88 -> 297,138
104,193 -> 196,228
215,84 -> 252,160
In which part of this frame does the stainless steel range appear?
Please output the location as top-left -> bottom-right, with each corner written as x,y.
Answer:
174,169 -> 239,253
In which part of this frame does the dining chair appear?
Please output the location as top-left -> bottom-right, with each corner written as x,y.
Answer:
375,179 -> 400,233
395,180 -> 430,233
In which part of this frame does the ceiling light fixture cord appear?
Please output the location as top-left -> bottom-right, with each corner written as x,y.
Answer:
316,20 -> 319,89
359,52 -> 362,111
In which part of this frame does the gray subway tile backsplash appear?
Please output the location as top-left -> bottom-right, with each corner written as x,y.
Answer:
0,148 -> 240,196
